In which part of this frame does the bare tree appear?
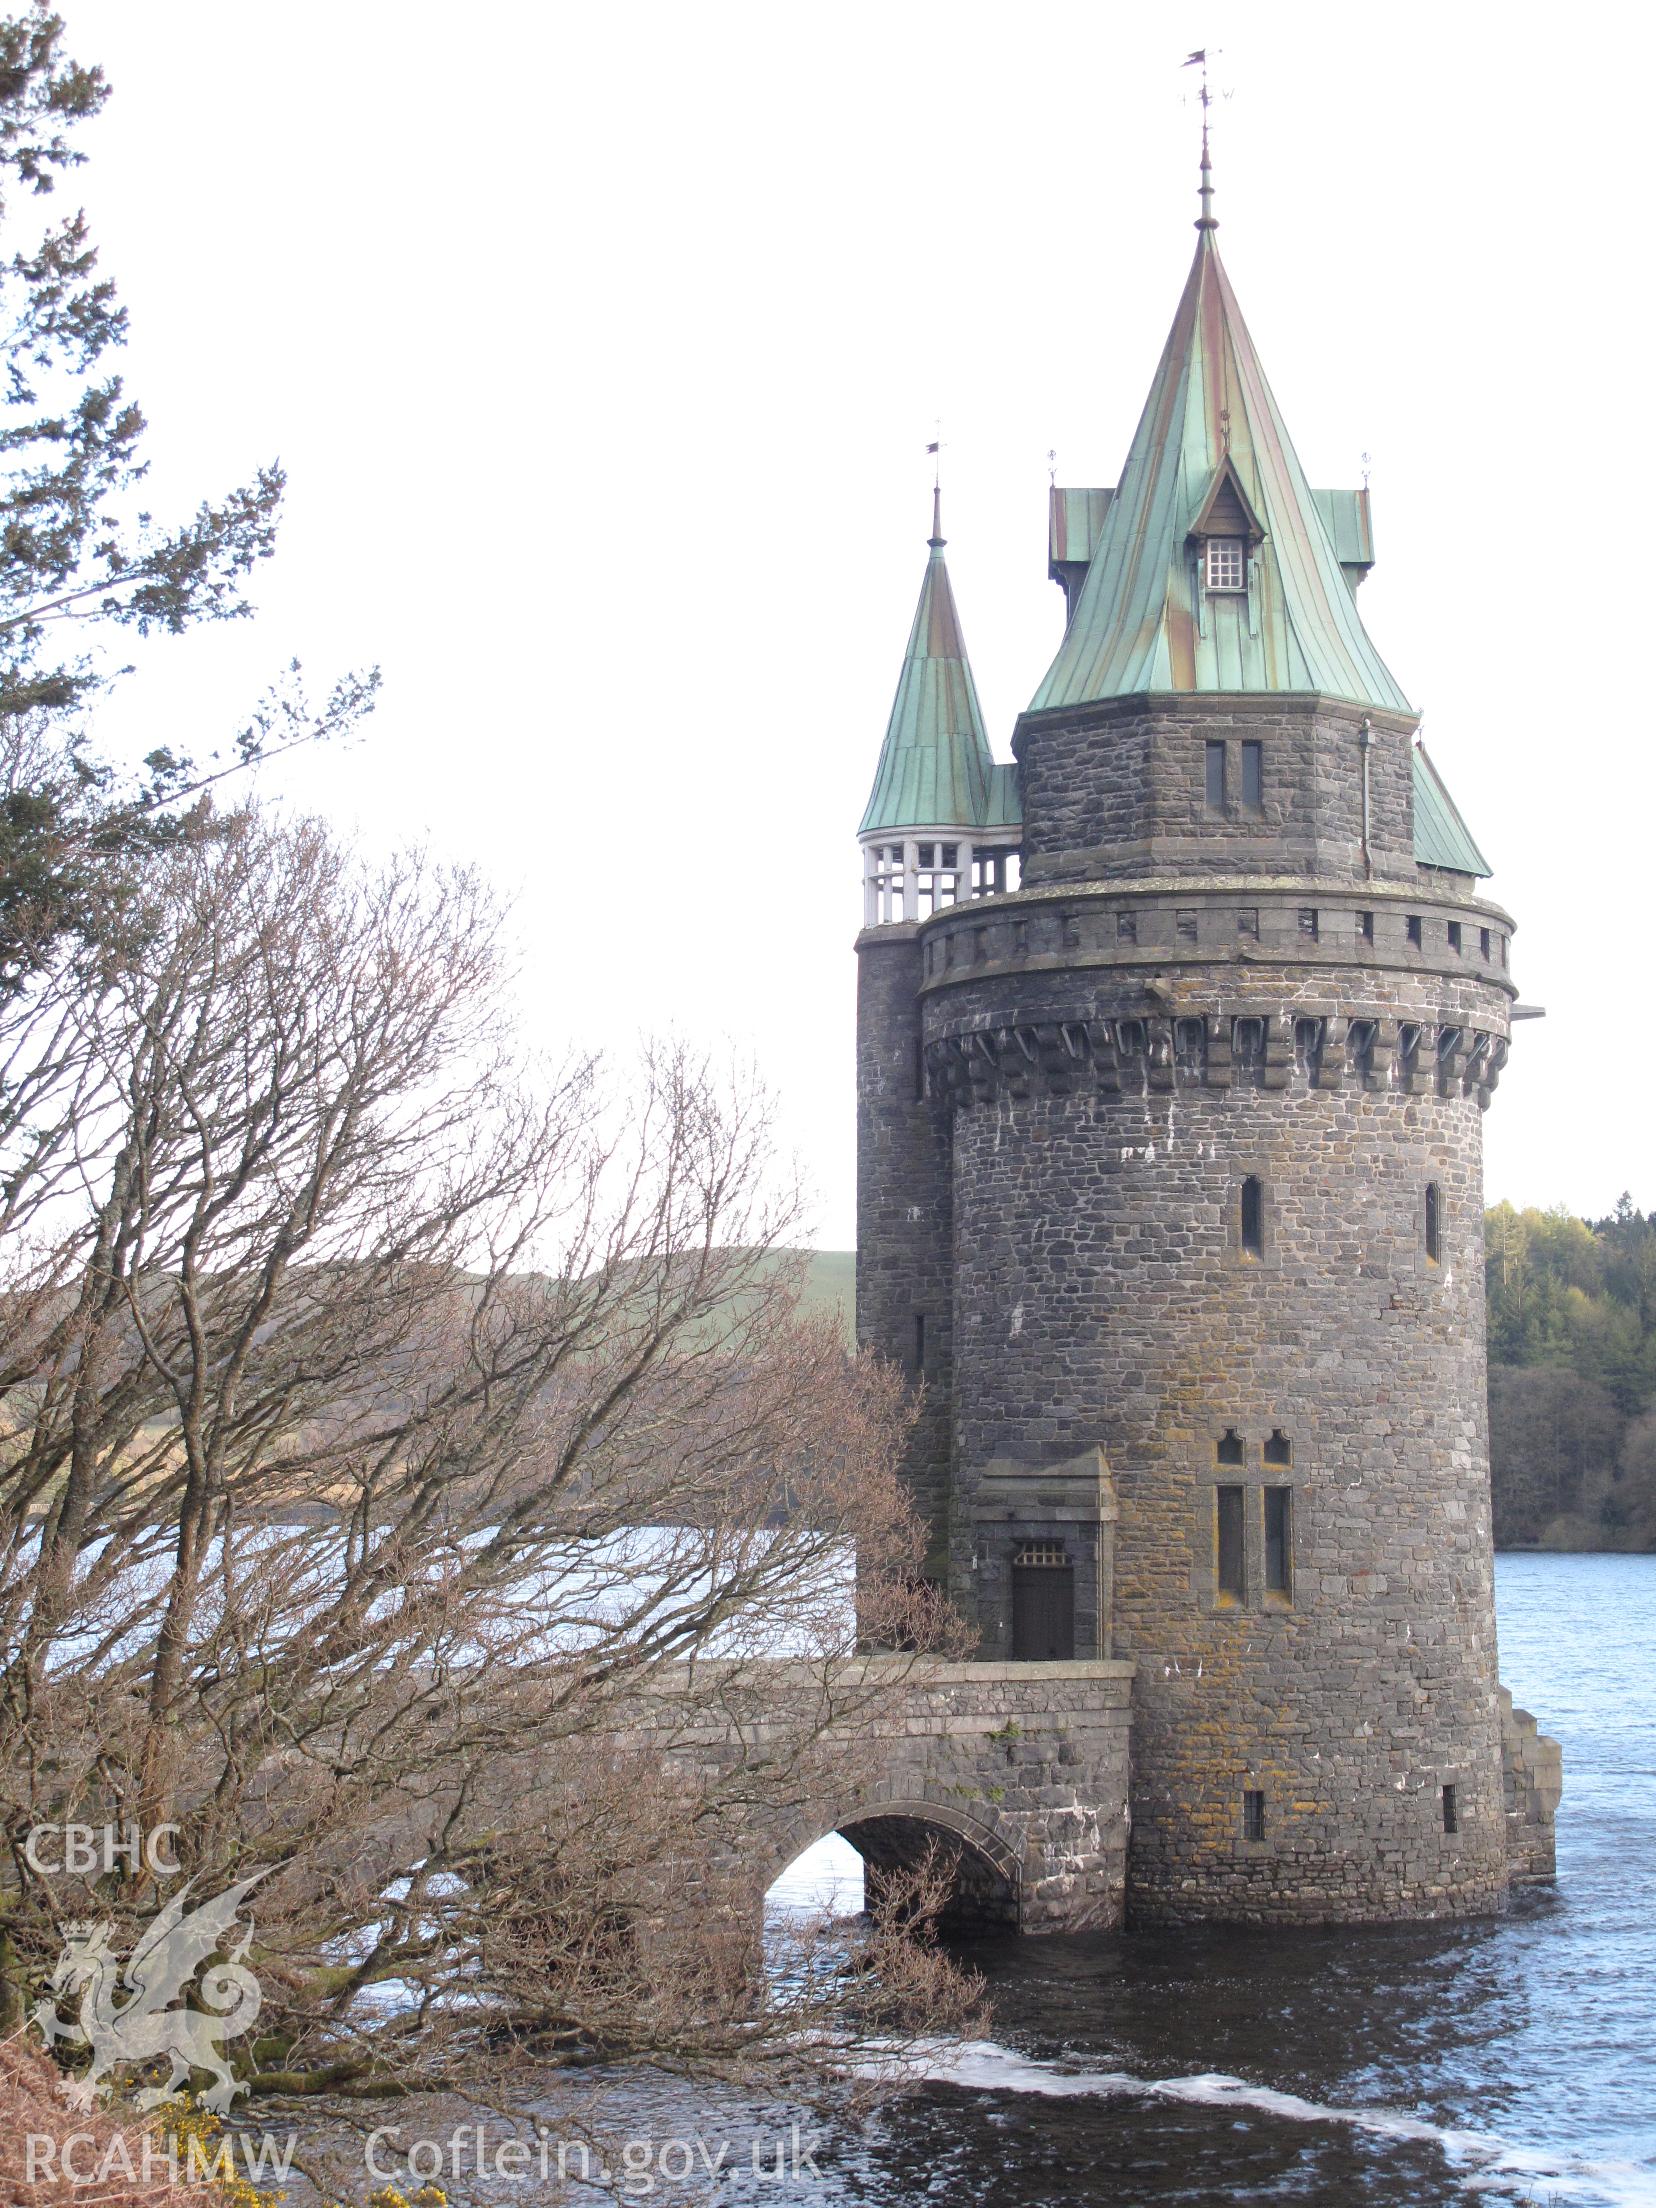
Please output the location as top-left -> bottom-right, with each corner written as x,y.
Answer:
0,799 -> 974,2108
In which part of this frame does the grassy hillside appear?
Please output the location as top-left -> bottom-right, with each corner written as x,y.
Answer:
795,1249 -> 855,1348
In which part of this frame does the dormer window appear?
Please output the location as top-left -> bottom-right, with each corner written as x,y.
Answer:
1205,536 -> 1246,592
1189,458 -> 1264,598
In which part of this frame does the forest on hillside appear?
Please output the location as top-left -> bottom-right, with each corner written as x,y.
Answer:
1487,1198 -> 1656,1549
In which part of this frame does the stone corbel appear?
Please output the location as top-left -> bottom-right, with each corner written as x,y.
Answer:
1146,1017 -> 1176,1093
1262,1012 -> 1295,1092
1088,1019 -> 1122,1095
1314,1014 -> 1345,1090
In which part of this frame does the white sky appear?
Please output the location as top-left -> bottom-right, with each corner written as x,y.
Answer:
61,0 -> 1650,1248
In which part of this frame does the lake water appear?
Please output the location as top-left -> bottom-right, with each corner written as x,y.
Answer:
752,1553 -> 1656,2206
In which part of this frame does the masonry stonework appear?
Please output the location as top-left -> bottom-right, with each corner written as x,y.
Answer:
855,927 -> 954,1566
852,201 -> 1559,1927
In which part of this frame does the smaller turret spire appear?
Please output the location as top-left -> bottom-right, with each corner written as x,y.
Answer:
858,498 -> 1019,850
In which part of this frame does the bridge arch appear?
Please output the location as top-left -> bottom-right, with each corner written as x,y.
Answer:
764,1794 -> 1023,1934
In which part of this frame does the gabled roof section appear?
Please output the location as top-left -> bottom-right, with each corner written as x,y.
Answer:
1029,224 -> 1412,717
1049,486 -> 1116,573
1188,454 -> 1265,544
1413,743 -> 1490,876
861,503 -> 1019,837
1310,487 -> 1375,589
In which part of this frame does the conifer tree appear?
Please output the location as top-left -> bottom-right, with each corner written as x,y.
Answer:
0,4 -> 374,993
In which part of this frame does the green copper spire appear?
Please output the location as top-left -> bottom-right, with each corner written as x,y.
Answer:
1028,199 -> 1412,718
860,497 -> 1016,836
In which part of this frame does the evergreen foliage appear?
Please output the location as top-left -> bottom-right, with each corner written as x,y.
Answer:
1485,1197 -> 1656,1547
0,5 -> 374,997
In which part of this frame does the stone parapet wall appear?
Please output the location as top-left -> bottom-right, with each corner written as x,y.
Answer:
917,879 -> 1516,996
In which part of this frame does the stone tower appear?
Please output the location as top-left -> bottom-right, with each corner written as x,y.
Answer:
855,177 -> 1556,1922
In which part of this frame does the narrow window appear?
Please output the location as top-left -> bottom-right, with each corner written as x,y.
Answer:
1349,1019 -> 1377,1082
1117,911 -> 1138,945
1217,1428 -> 1245,1467
1205,739 -> 1227,810
1217,1486 -> 1246,1601
1236,907 -> 1259,939
913,1312 -> 927,1373
1480,927 -> 1491,961
1243,1790 -> 1266,1842
1263,1429 -> 1291,1467
1206,537 -> 1246,591
1240,740 -> 1263,812
1407,914 -> 1423,948
1265,1486 -> 1292,1596
1358,910 -> 1375,943
1425,1182 -> 1441,1265
1447,920 -> 1462,954
1177,909 -> 1198,944
1240,1176 -> 1264,1260
1442,1784 -> 1459,1836
1298,907 -> 1319,940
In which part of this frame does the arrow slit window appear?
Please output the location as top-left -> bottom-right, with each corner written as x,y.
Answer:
1205,537 -> 1246,592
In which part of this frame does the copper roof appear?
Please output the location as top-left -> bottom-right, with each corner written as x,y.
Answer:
1028,224 -> 1412,717
859,510 -> 1012,838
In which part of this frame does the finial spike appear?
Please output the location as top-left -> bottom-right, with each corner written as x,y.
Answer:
1185,47 -> 1219,232
931,481 -> 943,546
927,429 -> 944,546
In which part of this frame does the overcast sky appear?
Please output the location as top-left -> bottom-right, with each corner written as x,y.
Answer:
62,0 -> 1649,1247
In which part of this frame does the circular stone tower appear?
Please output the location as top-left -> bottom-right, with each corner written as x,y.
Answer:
855,181 -> 1551,1922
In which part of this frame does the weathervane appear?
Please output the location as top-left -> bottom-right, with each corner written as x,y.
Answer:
1182,47 -> 1225,230
926,422 -> 944,542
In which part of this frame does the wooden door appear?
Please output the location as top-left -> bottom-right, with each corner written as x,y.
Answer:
1012,1554 -> 1075,1661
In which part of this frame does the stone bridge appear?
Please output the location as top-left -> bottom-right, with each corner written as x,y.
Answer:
654,1658 -> 1136,1935
772,1659 -> 1136,1930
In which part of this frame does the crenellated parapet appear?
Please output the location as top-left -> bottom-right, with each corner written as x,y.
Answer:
925,1009 -> 1511,1110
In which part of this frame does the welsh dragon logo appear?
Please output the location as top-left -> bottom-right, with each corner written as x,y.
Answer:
31,1870 -> 270,2113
